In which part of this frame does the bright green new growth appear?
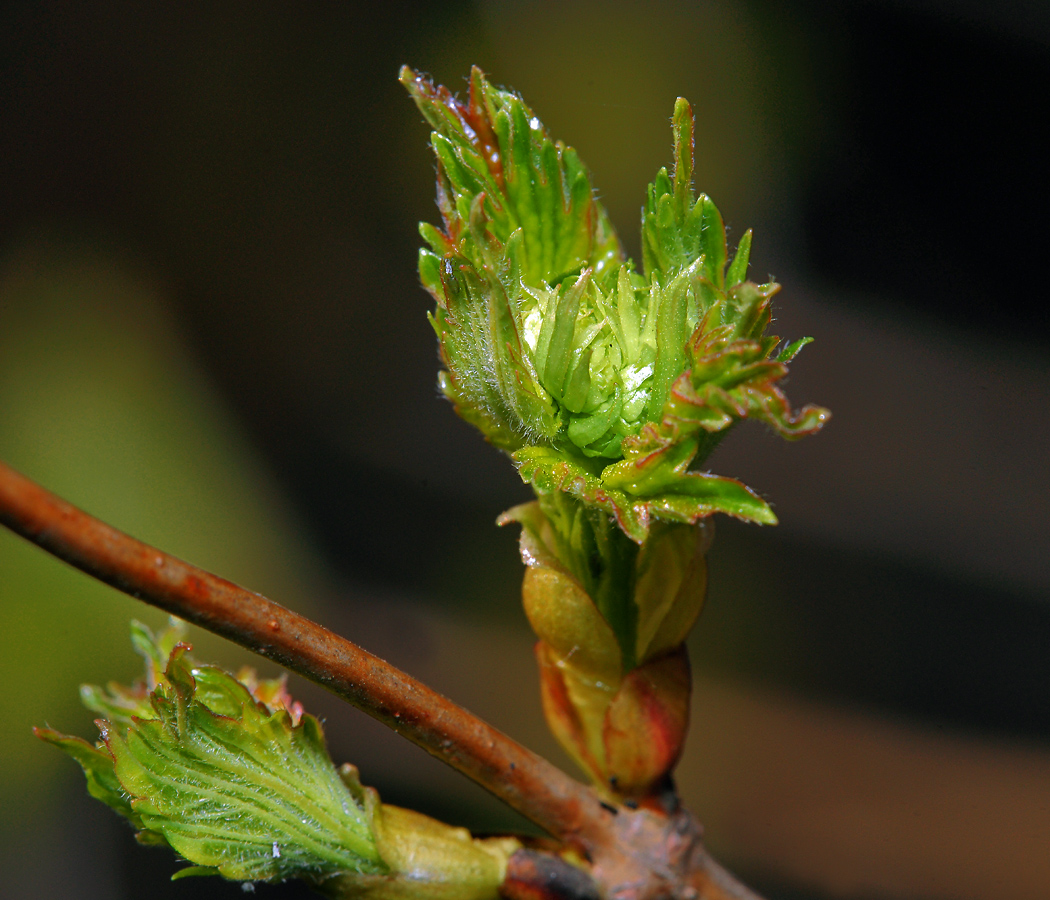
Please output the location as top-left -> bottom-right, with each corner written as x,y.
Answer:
38,621 -> 386,887
403,67 -> 828,542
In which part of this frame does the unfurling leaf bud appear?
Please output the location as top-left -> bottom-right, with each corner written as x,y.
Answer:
39,620 -> 385,885
403,67 -> 827,543
38,620 -> 519,898
404,66 -> 829,800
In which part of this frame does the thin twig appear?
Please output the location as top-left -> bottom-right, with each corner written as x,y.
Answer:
0,459 -> 610,849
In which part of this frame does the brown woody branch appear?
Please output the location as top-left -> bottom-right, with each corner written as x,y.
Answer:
0,459 -> 765,900
0,459 -> 607,846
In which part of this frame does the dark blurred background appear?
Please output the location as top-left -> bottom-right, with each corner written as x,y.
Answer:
1,2 -> 1047,899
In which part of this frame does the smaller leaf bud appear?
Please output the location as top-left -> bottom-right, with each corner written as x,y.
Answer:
38,620 -> 520,898
502,500 -> 710,799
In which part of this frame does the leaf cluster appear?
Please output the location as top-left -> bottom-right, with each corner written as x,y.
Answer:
403,68 -> 827,542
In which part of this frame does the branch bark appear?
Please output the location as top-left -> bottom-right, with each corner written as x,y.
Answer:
0,459 -> 608,848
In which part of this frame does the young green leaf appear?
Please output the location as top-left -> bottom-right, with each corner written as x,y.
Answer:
40,621 -> 385,886
40,621 -> 521,897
